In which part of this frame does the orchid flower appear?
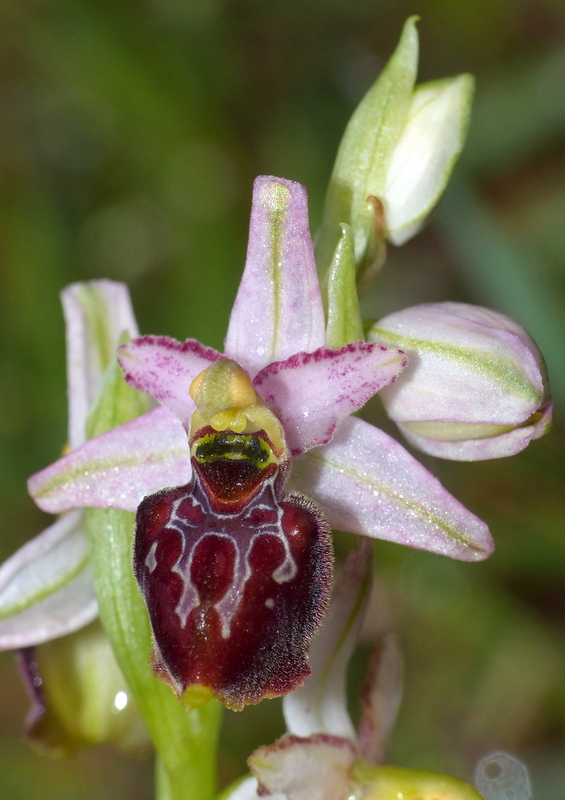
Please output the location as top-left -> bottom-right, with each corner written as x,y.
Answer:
0,281 -> 151,751
0,281 -> 140,650
222,541 -> 484,800
26,176 -> 493,712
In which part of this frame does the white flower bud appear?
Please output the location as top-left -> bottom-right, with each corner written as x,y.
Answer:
369,302 -> 552,460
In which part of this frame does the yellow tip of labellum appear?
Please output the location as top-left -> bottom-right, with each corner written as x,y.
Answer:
180,683 -> 215,711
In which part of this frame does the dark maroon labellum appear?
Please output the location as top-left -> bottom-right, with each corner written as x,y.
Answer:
134,426 -> 332,710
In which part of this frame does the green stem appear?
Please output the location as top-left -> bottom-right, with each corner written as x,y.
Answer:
83,354 -> 222,800
86,507 -> 222,800
155,755 -> 172,800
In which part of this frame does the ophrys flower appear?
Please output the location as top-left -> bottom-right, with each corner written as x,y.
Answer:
26,177 -> 493,710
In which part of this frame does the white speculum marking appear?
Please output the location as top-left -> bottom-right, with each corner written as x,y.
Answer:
145,541 -> 159,573
168,473 -> 297,639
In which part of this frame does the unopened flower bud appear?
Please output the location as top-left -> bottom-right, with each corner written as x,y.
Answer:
18,622 -> 149,754
316,17 -> 474,281
382,73 -> 474,246
369,302 -> 552,460
352,763 -> 484,800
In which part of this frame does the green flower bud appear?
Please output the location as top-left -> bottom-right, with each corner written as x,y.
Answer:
19,622 -> 149,754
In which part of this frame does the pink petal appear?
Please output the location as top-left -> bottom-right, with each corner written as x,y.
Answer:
253,343 -> 406,456
283,541 -> 373,741
290,417 -> 493,561
29,407 -> 191,514
0,511 -> 97,648
250,734 -> 356,800
118,336 -> 222,428
225,176 -> 325,376
63,281 -> 139,449
397,398 -> 553,461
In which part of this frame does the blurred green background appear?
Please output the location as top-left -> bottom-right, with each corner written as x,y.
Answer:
1,0 -> 564,797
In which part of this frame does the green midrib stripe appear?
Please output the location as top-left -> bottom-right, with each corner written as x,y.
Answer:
79,284 -> 114,373
305,450 -> 480,551
34,446 -> 188,500
268,194 -> 285,362
371,326 -> 539,404
0,552 -> 90,620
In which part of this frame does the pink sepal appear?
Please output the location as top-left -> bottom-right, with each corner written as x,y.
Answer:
374,302 -> 547,426
358,633 -> 403,765
29,407 -> 191,514
0,510 -> 97,649
283,541 -> 373,740
63,281 -> 139,449
290,416 -> 494,562
225,176 -> 325,376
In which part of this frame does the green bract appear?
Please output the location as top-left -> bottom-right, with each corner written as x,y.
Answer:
324,223 -> 364,348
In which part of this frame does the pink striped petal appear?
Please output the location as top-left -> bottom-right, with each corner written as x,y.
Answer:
372,302 -> 546,427
29,407 -> 191,514
118,336 -> 222,428
253,343 -> 406,455
290,417 -> 493,561
225,176 -> 325,376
